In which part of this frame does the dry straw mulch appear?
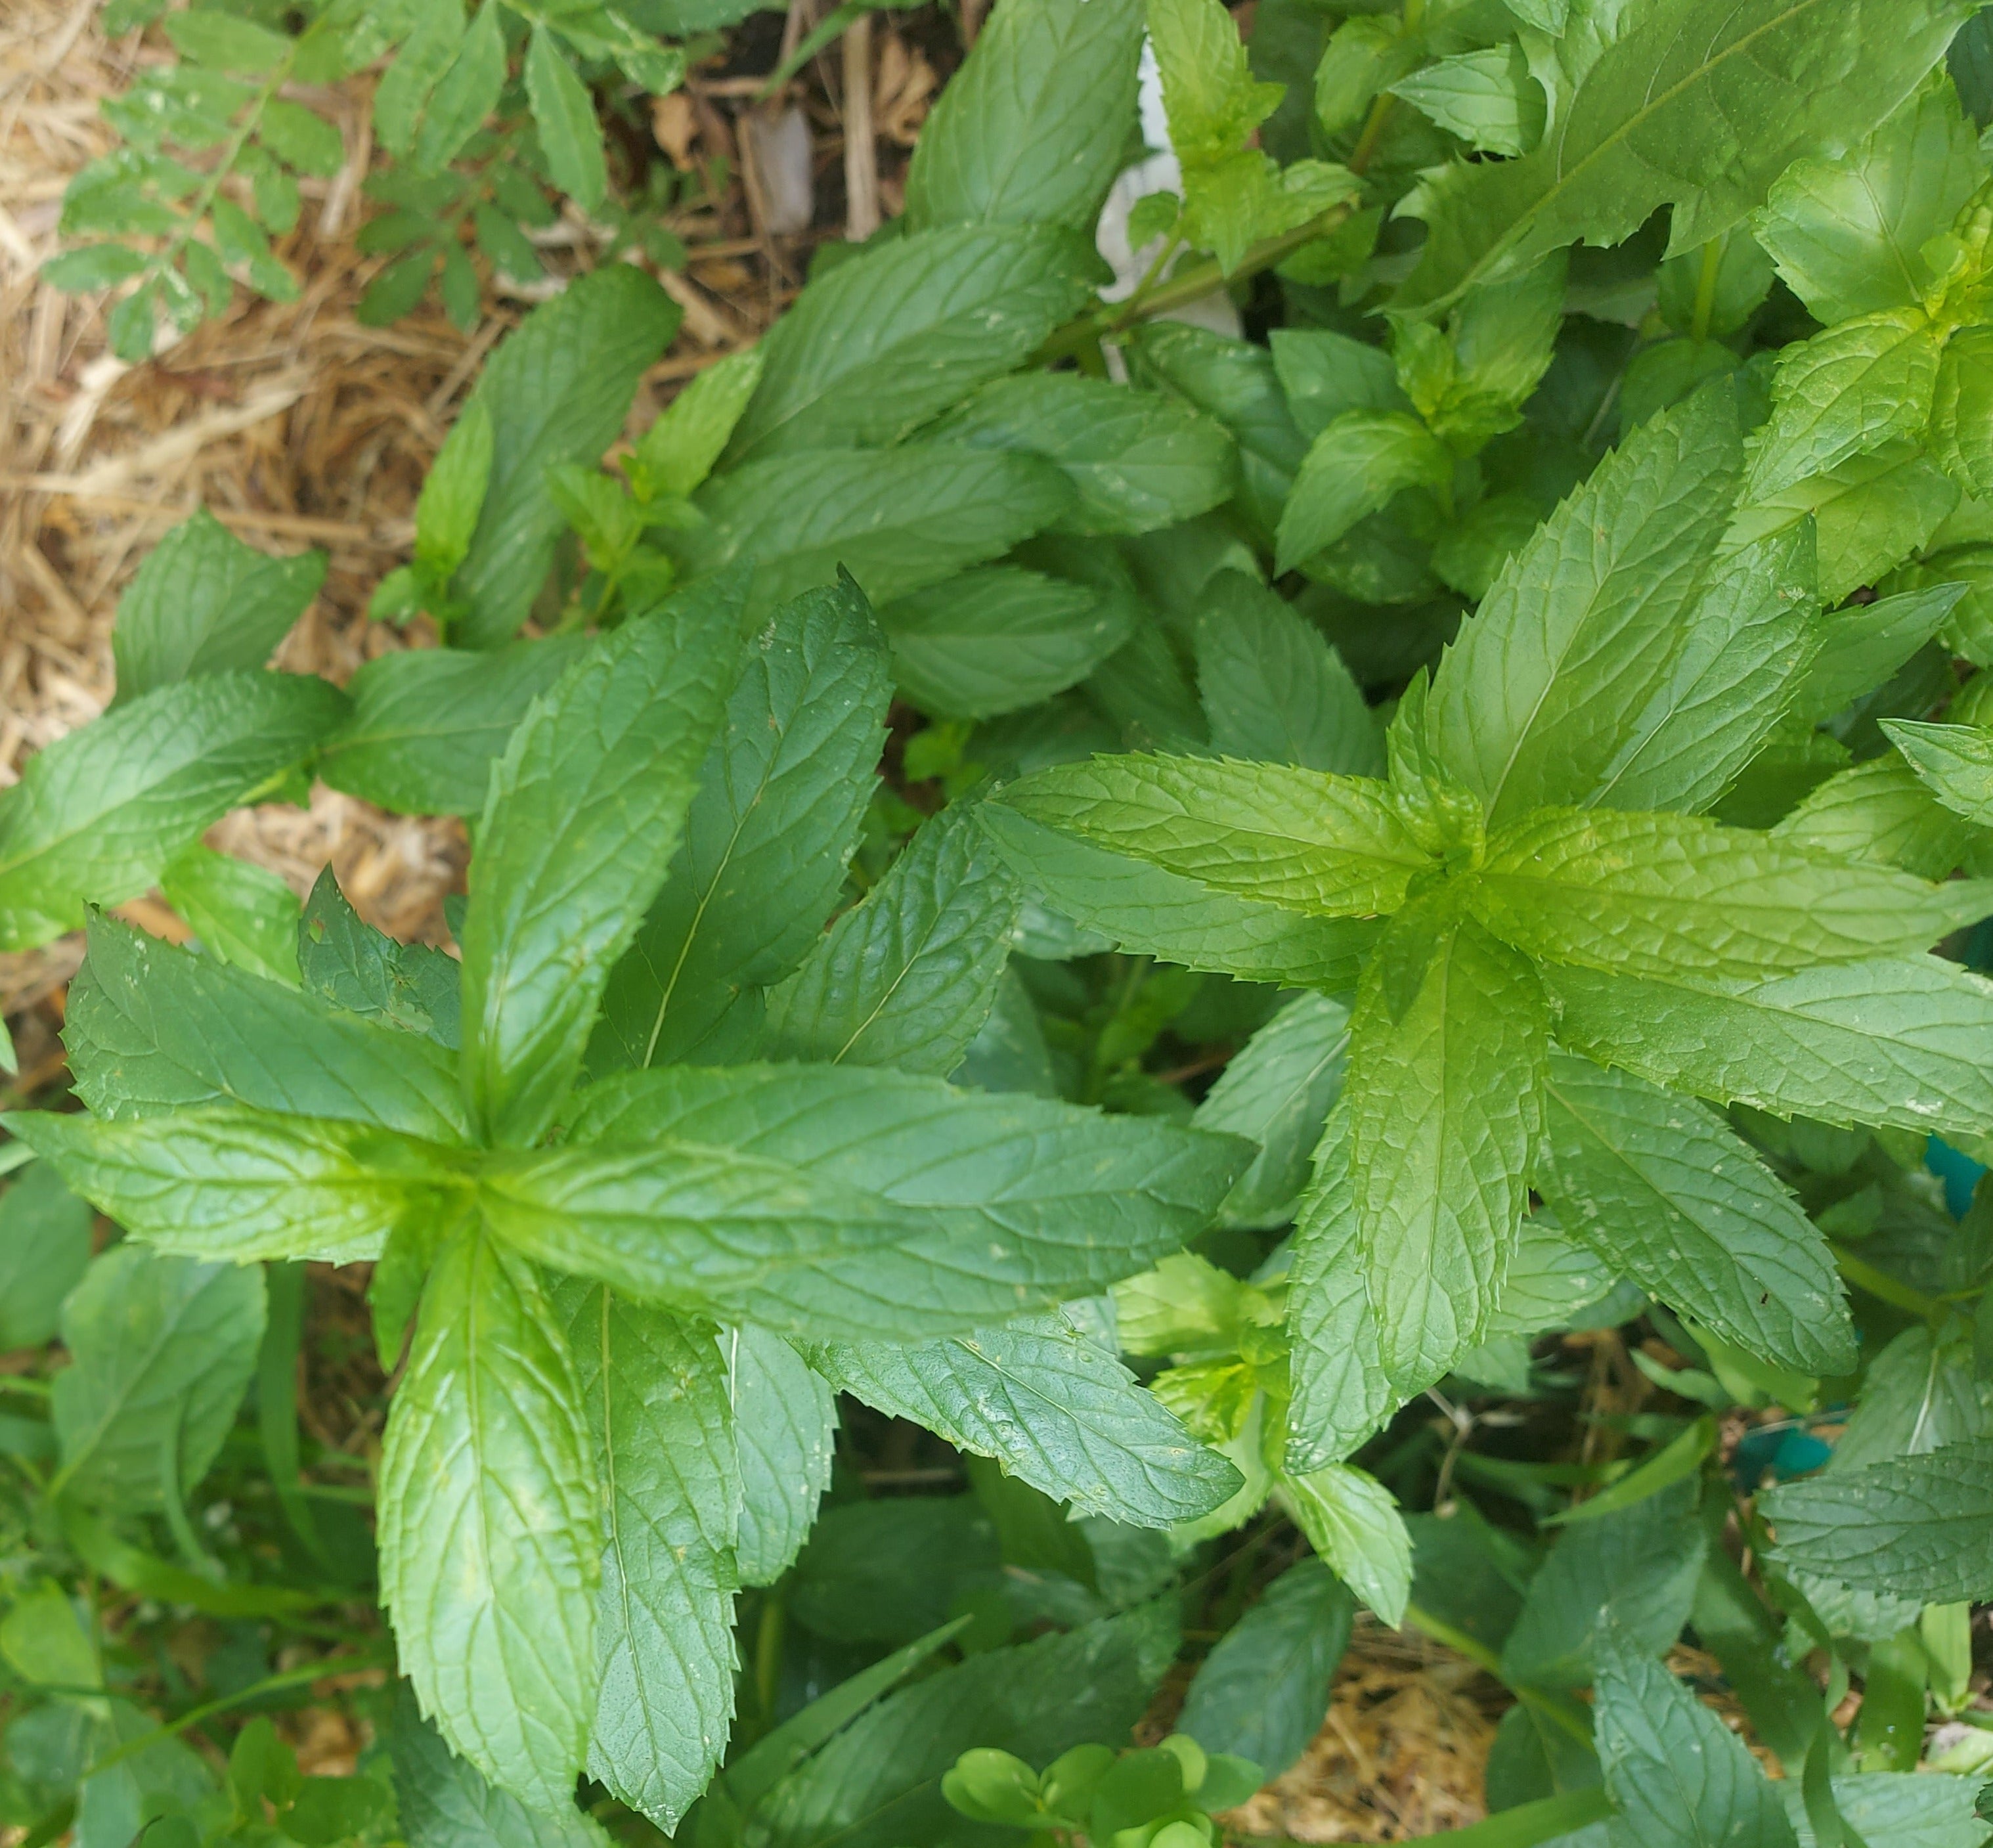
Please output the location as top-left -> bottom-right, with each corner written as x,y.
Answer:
0,1 -> 1523,1832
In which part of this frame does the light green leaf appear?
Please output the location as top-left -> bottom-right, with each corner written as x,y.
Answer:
112,508 -> 324,700
1594,1623 -> 1796,1848
414,397 -> 495,583
1277,1464 -> 1412,1626
681,445 -> 1076,615
257,99 -> 344,177
3,1104 -> 449,1265
999,753 -> 1430,919
760,803 -> 1019,1077
1832,1323 -> 1988,1475
726,227 -> 1101,461
934,373 -> 1237,537
0,1162 -> 93,1349
1471,805 -> 1990,980
1144,0 -> 1281,164
978,806 -> 1379,992
1269,328 -> 1405,442
410,0 -> 505,174
1883,716 -> 1993,826
1178,1560 -> 1352,1780
1753,72 -> 1987,322
1275,411 -> 1452,574
374,0 -> 465,159
592,582 -> 886,1072
883,567 -> 1131,720
165,9 -> 288,71
1346,908 -> 1546,1389
728,1325 -> 835,1587
0,671 -> 348,952
380,1220 -> 600,1811
1426,384 -> 1745,824
903,0 -> 1142,232
460,576 -> 746,1146
806,1312 -> 1242,1527
1745,308 -> 1945,501
391,1686 -> 613,1848
319,636 -> 590,818
1390,44 -> 1543,158
626,348 -> 764,503
158,842 -> 301,985
558,1285 -> 737,1832
454,267 -> 682,648
1394,0 -> 1976,316
1772,750 -> 1981,880
64,913 -> 471,1143
1195,992 -> 1349,1231
49,1243 -> 264,1509
1544,954 -> 1993,1137
1931,324 -> 1993,502
1502,1480 -> 1708,1688
1793,582 -> 1967,724
1284,1111 -> 1397,1470
1536,1051 -> 1854,1375
1781,1773 -> 1990,1848
1483,1209 -> 1621,1338
524,29 -> 605,213
510,1063 -> 1248,1339
1762,1440 -> 1993,1602
1194,570 -> 1381,777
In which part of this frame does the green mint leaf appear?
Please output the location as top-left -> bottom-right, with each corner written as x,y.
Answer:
1471,805 -> 1992,980
0,1162 -> 93,1349
902,0 -> 1142,232
1884,715 -> 1993,825
298,868 -> 461,1047
1793,581 -> 1967,724
320,636 -> 591,819
390,1685 -> 613,1848
978,807 -> 1378,992
1931,324 -> 1993,501
558,1284 -> 738,1831
1345,909 -> 1546,1390
1744,308 -> 1945,502
883,566 -> 1133,720
680,445 -> 1076,615
1426,384 -> 1745,824
1772,750 -> 1980,880
999,754 -> 1430,919
1145,0 -> 1280,162
1276,1464 -> 1412,1627
112,507 -> 324,699
460,576 -> 747,1147
728,1325 -> 835,1587
158,841 -> 301,985
514,1063 -> 1248,1338
1274,410 -> 1451,574
454,267 -> 681,648
1502,1482 -> 1708,1688
4,1104 -> 452,1264
64,914 -> 472,1143
1194,992 -> 1349,1232
1269,328 -> 1406,442
164,8 -> 289,72
49,1244 -> 264,1510
1753,72 -> 1986,322
1177,1560 -> 1351,1780
1832,1323 -> 1986,1473
932,374 -> 1238,539
627,349 -> 764,503
806,1313 -> 1242,1528
1194,570 -> 1382,776
1536,1051 -> 1855,1376
1593,1622 -> 1796,1848
724,226 -> 1103,462
379,1221 -> 600,1810
1483,1211 -> 1623,1340
1762,1440 -> 1993,1602
0,671 -> 348,952
257,99 -> 344,177
523,29 -> 605,213
594,579 -> 889,1072
410,0 -> 504,174
374,1 -> 466,158
1544,954 -> 1993,1138
1284,1113 -> 1398,1473
1395,0 -> 1974,317
1390,45 -> 1543,158
414,397 -> 494,583
760,802 -> 1020,1076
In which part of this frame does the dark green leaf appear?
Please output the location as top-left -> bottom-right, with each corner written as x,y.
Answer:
297,868 -> 461,1048
410,0 -> 505,173
728,1325 -> 835,1587
0,1162 -> 93,1350
524,29 -> 605,213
